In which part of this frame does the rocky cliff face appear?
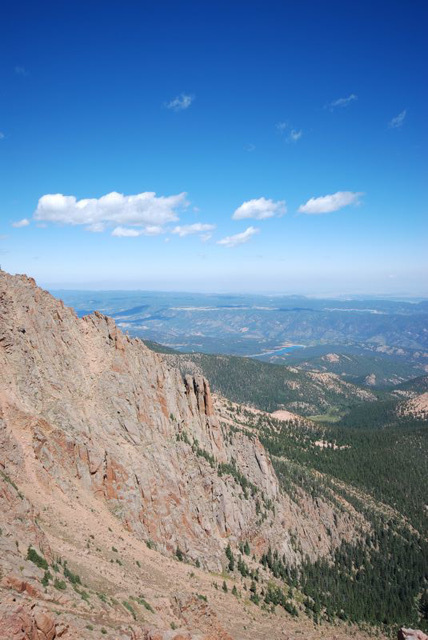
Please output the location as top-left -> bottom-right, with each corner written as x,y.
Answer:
0,271 -> 359,567
0,271 -> 375,640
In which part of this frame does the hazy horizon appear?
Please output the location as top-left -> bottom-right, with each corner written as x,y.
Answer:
44,281 -> 427,302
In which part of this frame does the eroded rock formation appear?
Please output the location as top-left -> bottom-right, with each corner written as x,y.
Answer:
0,270 -> 383,640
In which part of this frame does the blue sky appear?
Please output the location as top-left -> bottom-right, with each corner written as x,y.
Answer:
0,0 -> 427,295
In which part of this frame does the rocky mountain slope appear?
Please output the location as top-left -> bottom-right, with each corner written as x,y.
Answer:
0,271 -> 408,639
161,351 -> 377,418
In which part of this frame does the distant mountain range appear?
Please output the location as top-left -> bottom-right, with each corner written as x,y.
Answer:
52,290 -> 428,354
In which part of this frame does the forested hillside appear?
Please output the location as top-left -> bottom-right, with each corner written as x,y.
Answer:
219,403 -> 428,631
141,341 -> 428,633
163,351 -> 378,417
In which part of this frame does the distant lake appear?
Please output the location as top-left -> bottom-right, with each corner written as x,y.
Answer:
250,344 -> 305,358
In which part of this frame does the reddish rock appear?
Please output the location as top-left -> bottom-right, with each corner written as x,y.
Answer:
144,632 -> 164,640
398,630 -> 428,640
1,575 -> 41,599
0,602 -> 58,640
0,604 -> 36,639
34,609 -> 56,640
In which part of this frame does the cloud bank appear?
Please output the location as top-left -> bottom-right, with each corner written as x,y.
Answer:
232,197 -> 286,220
34,191 -> 188,235
217,226 -> 259,248
298,191 -> 363,214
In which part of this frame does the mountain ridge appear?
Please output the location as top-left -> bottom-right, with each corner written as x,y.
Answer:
1,270 -> 383,639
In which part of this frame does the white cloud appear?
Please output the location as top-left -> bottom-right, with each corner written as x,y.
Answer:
288,129 -> 302,142
143,225 -> 165,236
232,197 -> 286,220
165,93 -> 194,111
217,226 -> 259,248
0,132 -> 5,140
34,191 -> 188,234
327,94 -> 357,110
276,122 -> 303,143
298,191 -> 363,215
111,227 -> 142,237
244,143 -> 256,152
12,218 -> 30,228
389,109 -> 406,129
111,225 -> 164,237
172,223 -> 216,237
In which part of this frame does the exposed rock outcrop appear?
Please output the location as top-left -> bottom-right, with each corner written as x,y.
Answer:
0,270 -> 380,640
0,271 -> 358,570
398,629 -> 428,640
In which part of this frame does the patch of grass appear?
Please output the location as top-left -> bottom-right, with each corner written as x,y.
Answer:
175,546 -> 184,562
0,471 -> 24,498
122,600 -> 137,620
63,565 -> 81,585
53,579 -> 67,591
41,570 -> 52,587
135,596 -> 154,613
26,547 -> 48,570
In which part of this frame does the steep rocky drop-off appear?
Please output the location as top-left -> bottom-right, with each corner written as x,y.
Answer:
0,271 -> 380,639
